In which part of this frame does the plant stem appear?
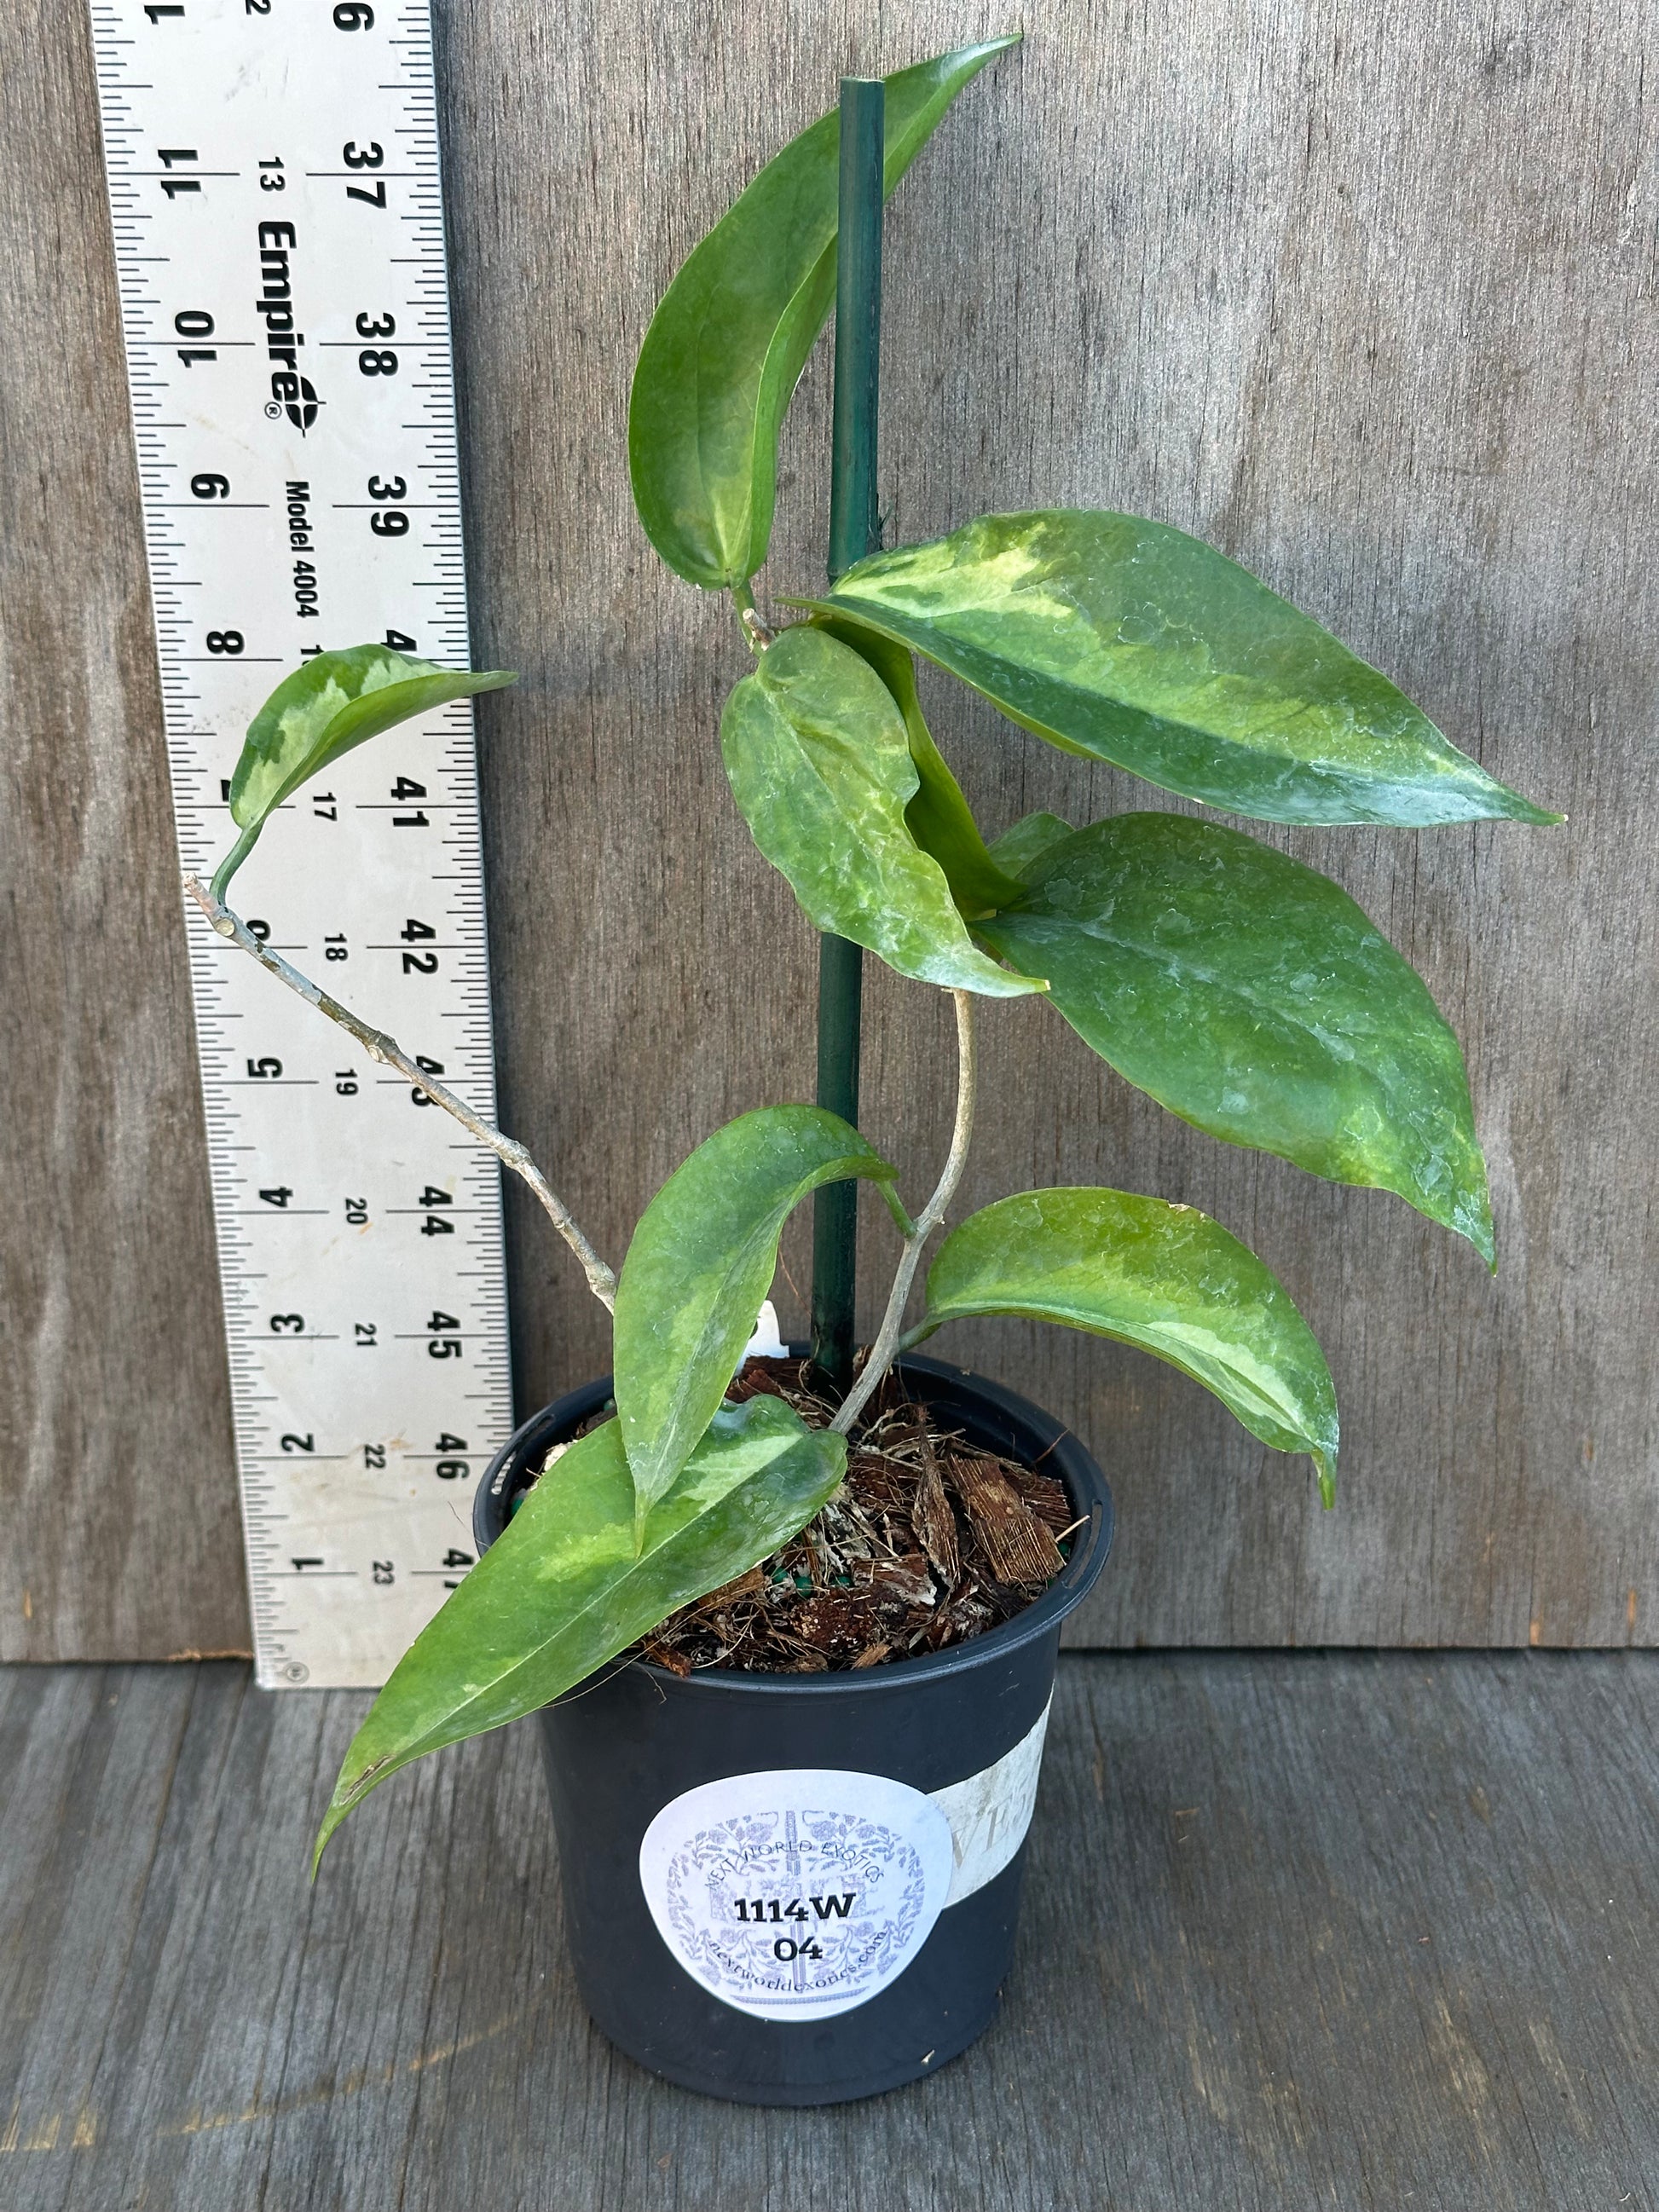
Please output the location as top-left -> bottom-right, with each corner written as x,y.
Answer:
812,73 -> 886,1395
830,991 -> 975,1438
731,580 -> 775,654
183,874 -> 618,1313
210,821 -> 262,905
811,930 -> 864,1389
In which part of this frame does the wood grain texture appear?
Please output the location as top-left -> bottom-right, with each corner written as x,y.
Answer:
436,0 -> 1659,1648
2,0 -> 1653,1650
0,0 -> 246,1659
3,1652 -> 1658,2207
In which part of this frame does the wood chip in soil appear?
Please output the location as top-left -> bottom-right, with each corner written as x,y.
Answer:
575,1357 -> 1078,1678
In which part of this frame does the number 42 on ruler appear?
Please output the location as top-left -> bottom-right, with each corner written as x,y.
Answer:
90,0 -> 516,1688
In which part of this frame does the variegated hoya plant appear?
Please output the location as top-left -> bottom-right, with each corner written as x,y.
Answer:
192,38 -> 1553,1865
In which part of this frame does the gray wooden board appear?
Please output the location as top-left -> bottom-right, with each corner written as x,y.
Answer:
1,0 -> 246,1661
3,0 -> 1656,1655
3,1651 -> 1657,2208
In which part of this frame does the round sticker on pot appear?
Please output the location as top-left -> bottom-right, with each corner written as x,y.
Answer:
639,1769 -> 955,2022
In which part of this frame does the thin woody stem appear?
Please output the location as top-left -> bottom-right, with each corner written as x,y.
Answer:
183,874 -> 617,1313
731,580 -> 775,654
829,990 -> 975,1437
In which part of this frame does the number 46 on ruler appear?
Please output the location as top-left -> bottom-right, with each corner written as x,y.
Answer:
90,0 -> 516,1688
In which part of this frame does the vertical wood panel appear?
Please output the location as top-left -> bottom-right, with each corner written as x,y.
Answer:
0,0 -> 247,1660
3,0 -> 1651,1652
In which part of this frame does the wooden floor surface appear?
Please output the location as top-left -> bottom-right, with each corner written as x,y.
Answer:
0,1652 -> 1653,2210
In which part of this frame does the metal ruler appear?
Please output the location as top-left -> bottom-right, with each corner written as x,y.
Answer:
88,0 -> 513,1689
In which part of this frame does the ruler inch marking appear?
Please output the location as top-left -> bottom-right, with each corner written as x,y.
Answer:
90,0 -> 515,1692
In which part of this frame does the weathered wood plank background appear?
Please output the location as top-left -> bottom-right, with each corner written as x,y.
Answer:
3,0 -> 1653,1658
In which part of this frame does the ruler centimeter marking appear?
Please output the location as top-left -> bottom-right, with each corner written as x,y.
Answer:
88,0 -> 514,1689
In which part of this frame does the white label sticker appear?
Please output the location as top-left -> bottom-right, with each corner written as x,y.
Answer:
639,1770 -> 956,2022
935,1697 -> 1052,1904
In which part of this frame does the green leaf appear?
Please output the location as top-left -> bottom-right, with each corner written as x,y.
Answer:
799,511 -> 1559,827
627,39 -> 1019,589
720,626 -> 1043,996
916,1187 -> 1338,1502
979,814 -> 1496,1264
212,645 -> 515,898
815,616 -> 1025,915
614,1104 -> 898,1528
988,810 -> 1074,882
315,1396 -> 843,1865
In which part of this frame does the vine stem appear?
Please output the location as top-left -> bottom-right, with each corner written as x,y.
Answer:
731,580 -> 774,654
183,874 -> 618,1313
829,990 -> 975,1437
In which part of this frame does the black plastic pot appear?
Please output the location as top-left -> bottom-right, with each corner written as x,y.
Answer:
474,1352 -> 1113,2105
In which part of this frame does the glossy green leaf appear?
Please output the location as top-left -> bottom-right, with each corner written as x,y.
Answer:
916,1187 -> 1338,1502
988,810 -> 1074,882
614,1104 -> 898,1528
980,813 -> 1495,1263
800,511 -> 1558,827
815,616 -> 1024,915
720,626 -> 1043,996
628,39 -> 1018,589
315,1396 -> 843,1864
212,645 -> 515,898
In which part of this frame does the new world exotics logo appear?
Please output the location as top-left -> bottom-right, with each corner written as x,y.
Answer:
256,221 -> 322,433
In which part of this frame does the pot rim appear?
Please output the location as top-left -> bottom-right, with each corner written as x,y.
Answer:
477,1349 -> 1113,1698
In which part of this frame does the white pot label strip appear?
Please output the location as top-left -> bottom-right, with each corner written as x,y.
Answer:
88,0 -> 512,1689
933,1695 -> 1052,1904
639,1702 -> 1053,2021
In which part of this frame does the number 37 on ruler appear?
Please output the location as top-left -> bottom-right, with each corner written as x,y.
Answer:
90,0 -> 515,1689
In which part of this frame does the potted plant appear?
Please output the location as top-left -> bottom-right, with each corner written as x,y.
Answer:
191,34 -> 1553,2105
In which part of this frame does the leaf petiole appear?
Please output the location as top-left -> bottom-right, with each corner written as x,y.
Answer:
209,820 -> 263,904
731,580 -> 774,654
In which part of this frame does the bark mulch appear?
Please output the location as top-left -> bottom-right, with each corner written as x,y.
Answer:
558,1357 -> 1081,1677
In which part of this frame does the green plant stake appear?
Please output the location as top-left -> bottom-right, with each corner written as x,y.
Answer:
812,75 -> 887,1394
182,36 -> 1555,1864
